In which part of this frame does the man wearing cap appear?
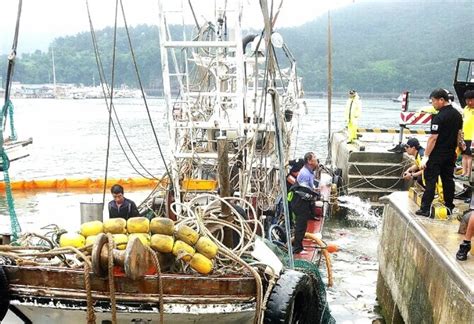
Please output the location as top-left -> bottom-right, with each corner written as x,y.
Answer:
416,89 -> 463,217
403,138 -> 425,182
457,90 -> 474,181
344,90 -> 362,144
403,137 -> 444,203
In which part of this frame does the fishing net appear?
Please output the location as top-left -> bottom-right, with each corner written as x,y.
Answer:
294,259 -> 336,324
265,239 -> 335,324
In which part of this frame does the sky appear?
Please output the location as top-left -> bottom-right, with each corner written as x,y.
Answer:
0,0 -> 355,54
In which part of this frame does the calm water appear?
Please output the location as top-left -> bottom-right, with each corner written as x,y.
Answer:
0,96 -> 430,323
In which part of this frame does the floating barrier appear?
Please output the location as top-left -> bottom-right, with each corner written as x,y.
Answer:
0,177 -> 163,192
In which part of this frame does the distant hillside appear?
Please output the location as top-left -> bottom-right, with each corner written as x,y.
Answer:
280,1 -> 474,94
1,1 -> 473,94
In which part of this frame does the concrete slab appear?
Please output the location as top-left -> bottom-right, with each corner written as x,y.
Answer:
377,192 -> 474,323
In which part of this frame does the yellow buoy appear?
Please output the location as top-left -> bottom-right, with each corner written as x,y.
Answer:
195,236 -> 218,259
80,221 -> 104,237
172,240 -> 195,262
103,218 -> 127,234
189,253 -> 213,274
150,217 -> 175,235
127,217 -> 150,233
128,233 -> 150,246
113,234 -> 129,250
85,235 -> 98,246
175,225 -> 199,246
150,234 -> 174,253
432,204 -> 448,220
59,232 -> 86,248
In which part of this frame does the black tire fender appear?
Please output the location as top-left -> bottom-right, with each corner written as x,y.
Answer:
0,266 -> 10,321
268,224 -> 287,245
264,269 -> 316,324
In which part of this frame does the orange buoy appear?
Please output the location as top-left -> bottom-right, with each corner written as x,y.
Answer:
327,243 -> 339,253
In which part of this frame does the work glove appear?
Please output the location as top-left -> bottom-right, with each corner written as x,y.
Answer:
420,156 -> 429,169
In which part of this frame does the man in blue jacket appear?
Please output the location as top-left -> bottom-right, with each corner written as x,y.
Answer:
289,152 -> 320,254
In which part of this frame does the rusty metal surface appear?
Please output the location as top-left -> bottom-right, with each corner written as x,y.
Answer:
295,219 -> 322,262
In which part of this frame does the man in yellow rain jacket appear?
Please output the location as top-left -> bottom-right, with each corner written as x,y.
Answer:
344,89 -> 361,143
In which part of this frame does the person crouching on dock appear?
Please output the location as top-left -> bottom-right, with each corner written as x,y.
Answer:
403,137 -> 444,203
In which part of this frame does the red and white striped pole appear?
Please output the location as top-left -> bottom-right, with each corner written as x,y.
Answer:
393,91 -> 410,152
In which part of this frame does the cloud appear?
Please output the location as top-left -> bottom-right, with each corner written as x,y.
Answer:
0,0 -> 353,53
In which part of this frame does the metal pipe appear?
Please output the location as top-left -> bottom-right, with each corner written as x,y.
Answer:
268,88 -> 294,268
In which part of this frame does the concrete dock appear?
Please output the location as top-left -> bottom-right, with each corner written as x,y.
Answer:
377,192 -> 473,324
330,130 -> 419,201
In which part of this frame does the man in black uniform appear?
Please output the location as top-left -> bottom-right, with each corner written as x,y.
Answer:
416,89 -> 463,217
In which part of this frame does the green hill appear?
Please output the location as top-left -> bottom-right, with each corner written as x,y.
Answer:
1,1 -> 473,94
281,1 -> 474,94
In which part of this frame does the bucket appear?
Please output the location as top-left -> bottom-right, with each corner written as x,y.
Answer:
80,202 -> 104,224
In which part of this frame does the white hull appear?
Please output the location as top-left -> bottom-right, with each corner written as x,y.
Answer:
7,300 -> 255,324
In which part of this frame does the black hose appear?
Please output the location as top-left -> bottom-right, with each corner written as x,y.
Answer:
242,34 -> 257,54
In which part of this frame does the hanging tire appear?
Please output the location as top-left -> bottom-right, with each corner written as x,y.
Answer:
264,269 -> 318,324
0,266 -> 10,321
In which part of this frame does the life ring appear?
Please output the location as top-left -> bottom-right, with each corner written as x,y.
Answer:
264,269 -> 318,323
0,266 -> 10,321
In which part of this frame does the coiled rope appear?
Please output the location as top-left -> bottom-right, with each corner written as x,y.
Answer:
1,0 -> 23,243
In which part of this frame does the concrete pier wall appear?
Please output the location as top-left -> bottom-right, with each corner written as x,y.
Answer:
377,192 -> 474,323
330,131 -> 410,201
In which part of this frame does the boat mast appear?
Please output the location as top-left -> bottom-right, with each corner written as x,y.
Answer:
326,10 -> 333,164
51,46 -> 57,98
260,0 -> 294,267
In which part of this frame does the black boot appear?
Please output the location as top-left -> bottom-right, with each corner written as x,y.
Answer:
456,241 -> 471,261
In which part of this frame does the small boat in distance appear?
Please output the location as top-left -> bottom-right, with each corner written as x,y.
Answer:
391,93 -> 403,102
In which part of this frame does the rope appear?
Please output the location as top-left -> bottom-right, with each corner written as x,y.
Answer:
118,0 -> 173,186
3,100 -> 17,141
84,0 -> 161,194
106,233 -> 117,324
351,163 -> 405,191
3,0 -> 22,121
84,262 -> 96,324
1,1 -> 23,244
335,159 -> 412,193
145,245 -> 164,324
304,233 -> 333,287
101,0 -> 120,206
2,152 -> 21,242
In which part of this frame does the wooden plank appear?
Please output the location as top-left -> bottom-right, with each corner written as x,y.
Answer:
4,266 -> 257,298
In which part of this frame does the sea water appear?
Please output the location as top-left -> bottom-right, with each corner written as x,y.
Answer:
0,96 -> 431,322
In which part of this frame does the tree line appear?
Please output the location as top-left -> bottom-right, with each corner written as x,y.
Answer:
1,2 -> 473,95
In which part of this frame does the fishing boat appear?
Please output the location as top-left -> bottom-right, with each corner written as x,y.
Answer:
391,93 -> 402,102
0,1 -> 336,323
